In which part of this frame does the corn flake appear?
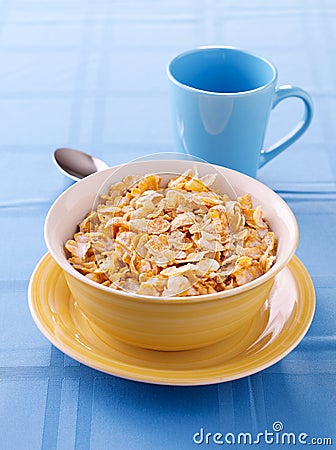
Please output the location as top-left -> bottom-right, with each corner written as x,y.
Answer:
65,170 -> 277,296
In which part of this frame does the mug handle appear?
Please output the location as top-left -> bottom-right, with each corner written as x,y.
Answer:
259,85 -> 313,168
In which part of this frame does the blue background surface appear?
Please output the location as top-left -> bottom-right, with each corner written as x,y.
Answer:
0,1 -> 335,449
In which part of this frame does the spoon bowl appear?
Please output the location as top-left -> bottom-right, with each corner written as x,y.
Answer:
53,148 -> 109,181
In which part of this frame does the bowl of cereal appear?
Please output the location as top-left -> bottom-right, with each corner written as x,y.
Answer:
45,159 -> 298,351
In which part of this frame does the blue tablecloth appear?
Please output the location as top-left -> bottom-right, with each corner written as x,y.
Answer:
1,1 -> 335,449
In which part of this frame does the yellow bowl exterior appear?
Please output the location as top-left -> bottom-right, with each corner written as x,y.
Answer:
45,161 -> 299,352
64,270 -> 274,351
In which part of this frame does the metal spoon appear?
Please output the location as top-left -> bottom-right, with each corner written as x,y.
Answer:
53,147 -> 109,181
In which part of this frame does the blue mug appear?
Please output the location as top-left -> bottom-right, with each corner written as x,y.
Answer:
167,46 -> 313,177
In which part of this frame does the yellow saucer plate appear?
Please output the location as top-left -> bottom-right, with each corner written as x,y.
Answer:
28,253 -> 315,385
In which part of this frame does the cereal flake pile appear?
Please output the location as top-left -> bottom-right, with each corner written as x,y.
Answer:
65,170 -> 277,297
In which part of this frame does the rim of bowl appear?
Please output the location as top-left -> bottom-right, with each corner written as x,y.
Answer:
45,162 -> 299,304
